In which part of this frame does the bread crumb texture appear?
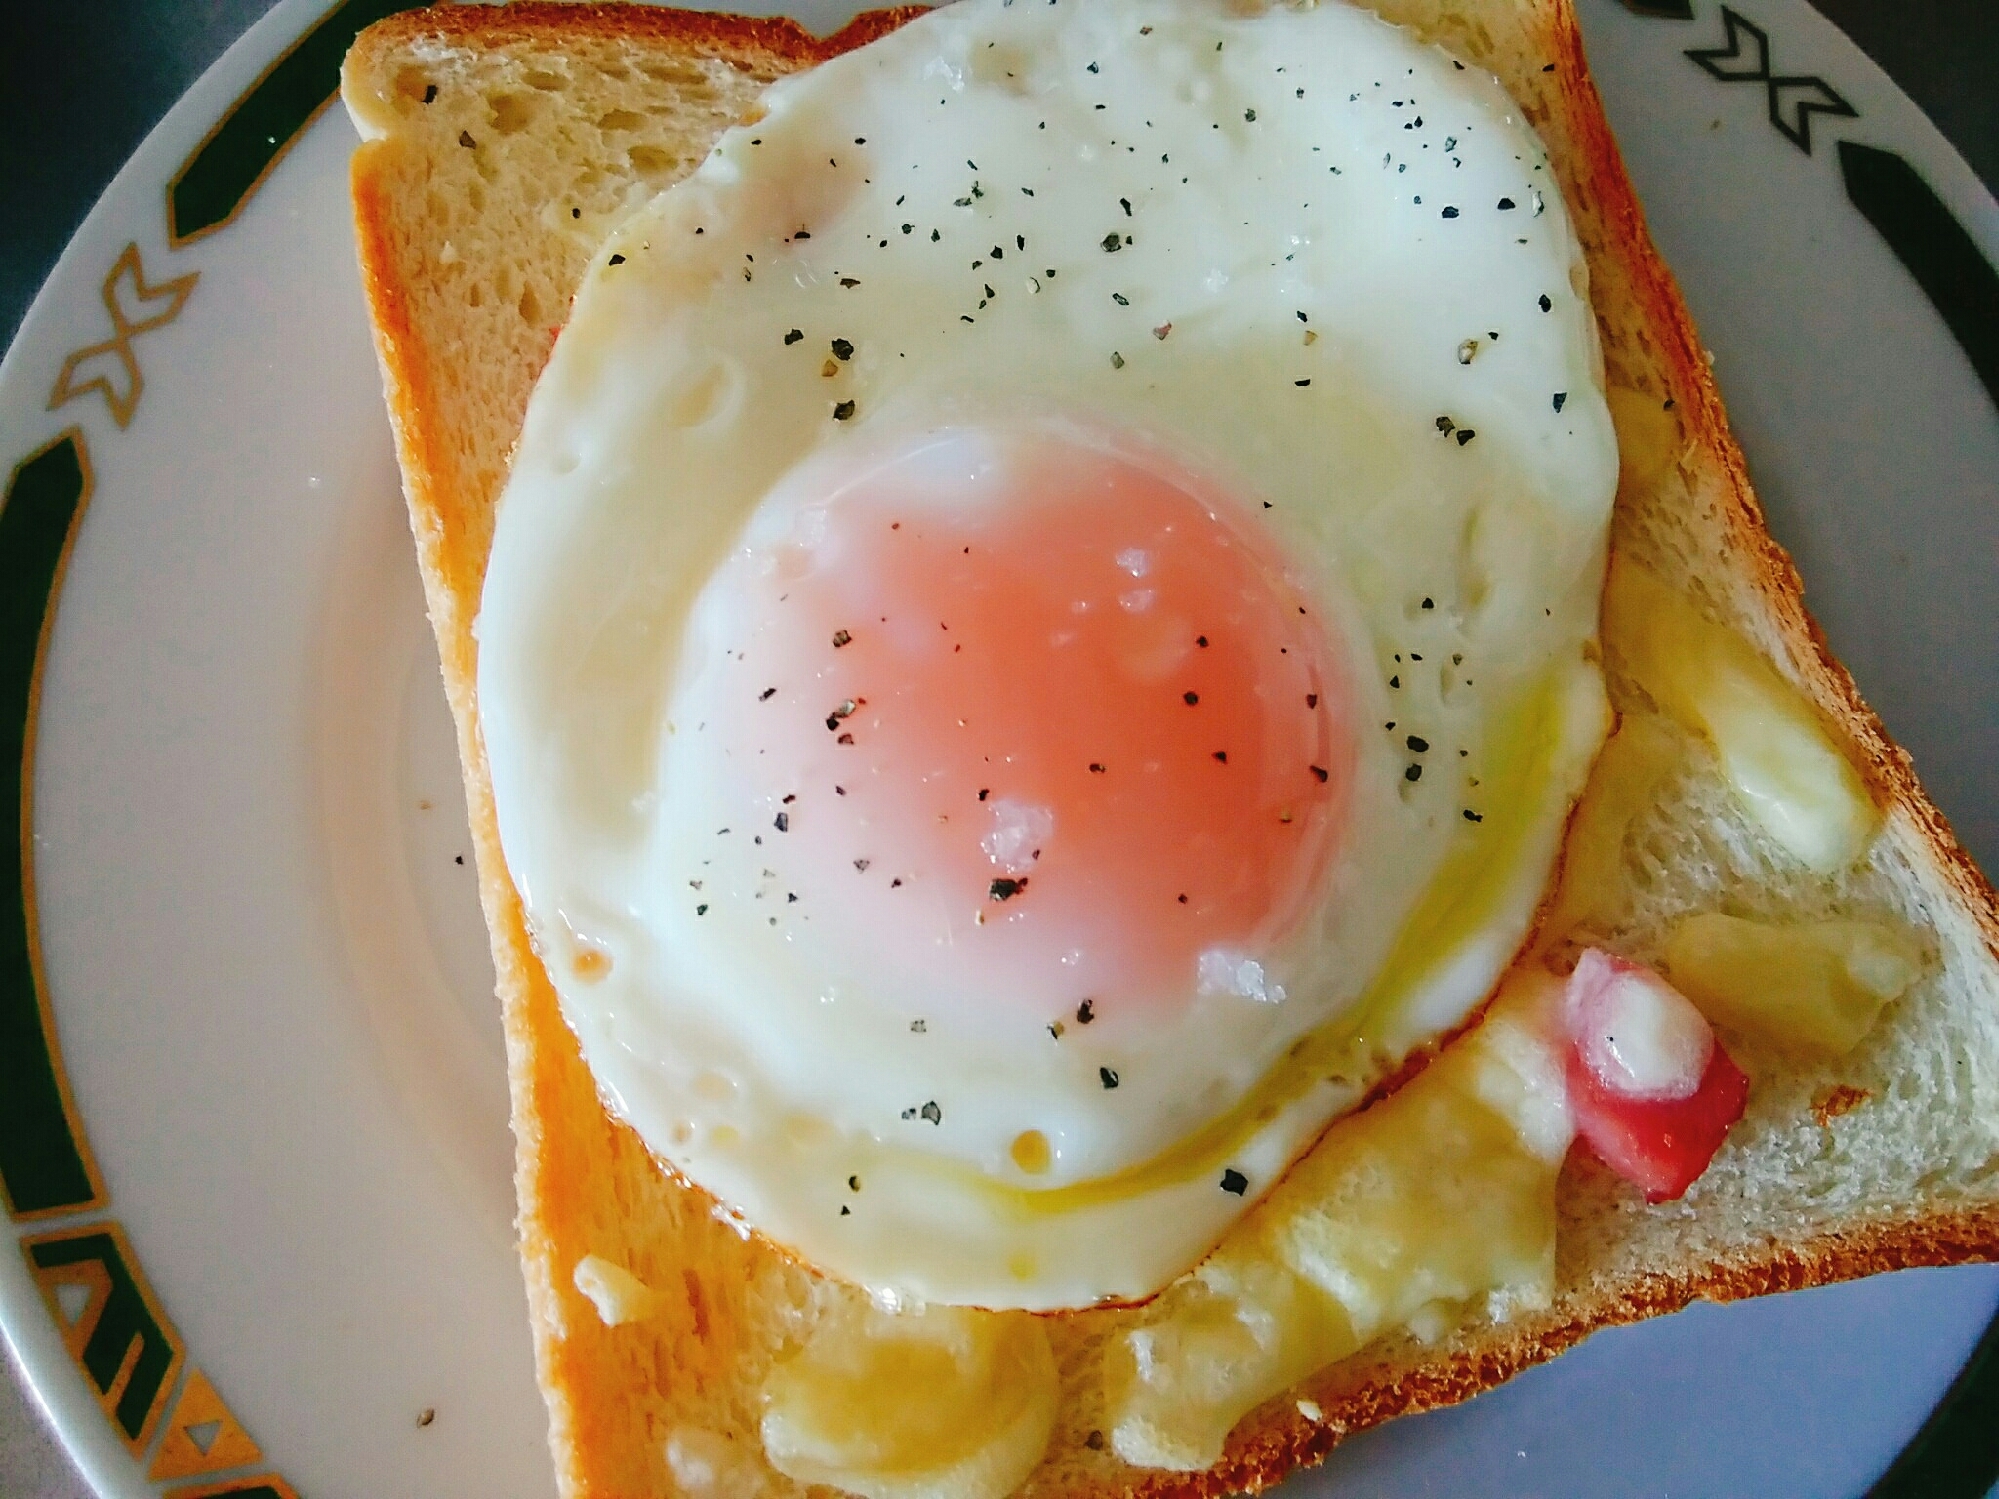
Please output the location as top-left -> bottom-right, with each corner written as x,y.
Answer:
342,3 -> 1999,1495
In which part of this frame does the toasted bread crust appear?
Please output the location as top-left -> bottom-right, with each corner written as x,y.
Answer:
353,0 -> 920,67
344,3 -> 1999,1494
1141,1198 -> 1999,1497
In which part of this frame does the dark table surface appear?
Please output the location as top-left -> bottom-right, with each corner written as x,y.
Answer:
1,2 -> 1995,1497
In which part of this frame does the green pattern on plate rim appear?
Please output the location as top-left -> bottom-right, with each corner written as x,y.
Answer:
1,0 -> 1994,1493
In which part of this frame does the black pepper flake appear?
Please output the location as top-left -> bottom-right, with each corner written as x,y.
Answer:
832,628 -> 852,648
1099,1066 -> 1121,1089
1212,750 -> 1228,764
854,858 -> 871,872
911,1018 -> 926,1032
1113,292 -> 1129,305
977,788 -> 991,802
1197,635 -> 1209,648
1389,675 -> 1401,689
902,223 -> 914,234
1441,206 -> 1460,219
839,277 -> 860,289
931,229 -> 941,242
774,812 -> 790,833
1405,763 -> 1423,782
831,338 -> 855,361
1435,415 -> 1455,435
901,1101 -> 943,1124
1498,197 -> 1517,210
1088,61 -> 1100,72
989,877 -> 1028,902
1110,352 -> 1125,370
1089,762 -> 1107,774
759,686 -> 778,701
784,328 -> 804,345
459,129 -> 476,148
608,253 -> 626,265
696,903 -> 709,915
1422,597 -> 1435,610
1120,197 -> 1133,216
1220,1168 -> 1249,1196
1086,1431 -> 1107,1452
1178,893 -> 1189,903
840,1205 -> 851,1216
833,400 -> 857,421
793,230 -> 811,240
1183,691 -> 1199,705
1464,809 -> 1484,822
1102,232 -> 1123,252
1538,293 -> 1553,312
837,732 -> 854,744
423,83 -> 438,104
1306,692 -> 1318,708
1455,428 -> 1476,446
1077,999 -> 1096,1025
1407,735 -> 1430,752
1552,391 -> 1568,413
1310,764 -> 1329,782
1244,108 -> 1257,122
1295,378 -> 1312,387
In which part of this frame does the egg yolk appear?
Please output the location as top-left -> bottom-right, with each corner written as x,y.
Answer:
703,429 -> 1351,1022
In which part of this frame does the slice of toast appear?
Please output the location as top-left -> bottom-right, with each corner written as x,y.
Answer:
341,3 -> 1999,1494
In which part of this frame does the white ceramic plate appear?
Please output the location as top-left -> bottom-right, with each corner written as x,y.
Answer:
1,1 -> 1994,1496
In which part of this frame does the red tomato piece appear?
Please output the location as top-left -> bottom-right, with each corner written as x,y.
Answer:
1563,949 -> 1750,1202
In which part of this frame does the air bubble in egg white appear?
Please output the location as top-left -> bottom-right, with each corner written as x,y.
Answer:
982,799 -> 1056,874
1198,948 -> 1286,1003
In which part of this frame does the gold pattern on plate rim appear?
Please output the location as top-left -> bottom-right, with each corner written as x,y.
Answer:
45,243 -> 199,430
147,1368 -> 264,1483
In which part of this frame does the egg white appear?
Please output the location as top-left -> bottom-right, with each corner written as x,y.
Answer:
478,0 -> 1617,1308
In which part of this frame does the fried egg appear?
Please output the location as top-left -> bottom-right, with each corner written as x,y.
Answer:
478,0 -> 1617,1310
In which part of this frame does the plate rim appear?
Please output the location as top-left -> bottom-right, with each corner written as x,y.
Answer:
0,0 -> 1995,1495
